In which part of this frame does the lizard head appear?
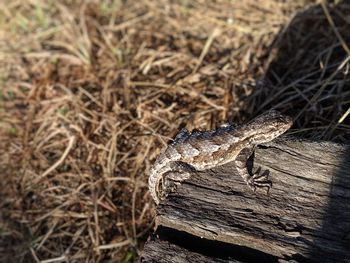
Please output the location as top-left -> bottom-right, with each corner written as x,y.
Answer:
244,110 -> 293,143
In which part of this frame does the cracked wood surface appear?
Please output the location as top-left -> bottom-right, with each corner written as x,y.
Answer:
152,138 -> 350,262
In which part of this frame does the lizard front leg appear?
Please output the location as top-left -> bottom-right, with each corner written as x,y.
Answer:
235,147 -> 272,193
158,161 -> 196,201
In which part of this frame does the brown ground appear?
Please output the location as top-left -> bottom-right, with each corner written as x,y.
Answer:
1,0 -> 349,262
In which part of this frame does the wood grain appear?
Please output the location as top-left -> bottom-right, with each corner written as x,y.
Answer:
152,138 -> 350,262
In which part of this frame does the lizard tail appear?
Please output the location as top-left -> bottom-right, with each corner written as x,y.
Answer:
148,170 -> 160,204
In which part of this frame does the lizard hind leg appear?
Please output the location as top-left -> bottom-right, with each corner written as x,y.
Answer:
159,161 -> 196,201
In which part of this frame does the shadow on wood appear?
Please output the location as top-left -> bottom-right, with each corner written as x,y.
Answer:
142,226 -> 278,263
310,143 -> 350,260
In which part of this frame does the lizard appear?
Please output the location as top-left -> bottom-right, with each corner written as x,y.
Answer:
148,110 -> 293,204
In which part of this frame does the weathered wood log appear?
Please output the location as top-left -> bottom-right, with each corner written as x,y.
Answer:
141,232 -> 241,263
144,138 -> 350,262
142,226 -> 279,262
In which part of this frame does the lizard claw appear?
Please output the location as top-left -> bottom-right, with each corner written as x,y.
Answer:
159,174 -> 179,201
159,181 -> 179,201
159,168 -> 191,201
247,168 -> 272,194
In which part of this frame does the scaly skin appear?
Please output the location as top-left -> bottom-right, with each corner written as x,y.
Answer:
148,110 -> 293,204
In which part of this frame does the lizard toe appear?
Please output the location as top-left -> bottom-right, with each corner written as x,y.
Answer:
247,176 -> 272,194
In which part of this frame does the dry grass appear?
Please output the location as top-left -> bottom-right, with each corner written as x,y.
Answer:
0,0 -> 349,262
